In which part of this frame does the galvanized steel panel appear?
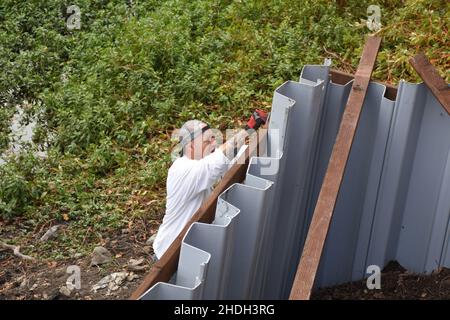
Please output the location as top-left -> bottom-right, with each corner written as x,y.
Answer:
141,65 -> 450,299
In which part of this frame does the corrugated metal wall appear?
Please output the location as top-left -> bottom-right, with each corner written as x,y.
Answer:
140,65 -> 450,300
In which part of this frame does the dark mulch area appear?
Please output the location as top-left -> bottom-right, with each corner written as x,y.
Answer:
312,261 -> 450,300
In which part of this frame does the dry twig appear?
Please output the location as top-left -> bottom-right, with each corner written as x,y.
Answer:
0,241 -> 36,261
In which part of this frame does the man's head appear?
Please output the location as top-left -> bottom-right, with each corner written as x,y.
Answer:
179,120 -> 216,160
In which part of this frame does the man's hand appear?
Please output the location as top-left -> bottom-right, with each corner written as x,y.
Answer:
219,109 -> 268,160
245,109 -> 268,131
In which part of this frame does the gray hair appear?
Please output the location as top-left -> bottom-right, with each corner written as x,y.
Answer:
178,120 -> 208,155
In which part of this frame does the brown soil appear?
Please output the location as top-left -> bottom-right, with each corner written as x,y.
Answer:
312,261 -> 450,300
3,230 -> 449,301
0,227 -> 155,300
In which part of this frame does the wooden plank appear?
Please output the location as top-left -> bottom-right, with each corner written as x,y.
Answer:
289,36 -> 382,300
130,127 -> 268,299
409,52 -> 450,115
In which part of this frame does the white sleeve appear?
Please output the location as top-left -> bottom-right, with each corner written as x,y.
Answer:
228,145 -> 248,168
189,149 -> 230,194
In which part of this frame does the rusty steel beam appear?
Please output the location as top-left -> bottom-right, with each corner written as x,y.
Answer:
409,52 -> 450,115
289,36 -> 382,300
130,127 -> 267,300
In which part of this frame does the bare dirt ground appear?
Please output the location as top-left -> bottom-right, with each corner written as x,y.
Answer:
0,227 -> 155,300
312,261 -> 450,300
3,228 -> 450,301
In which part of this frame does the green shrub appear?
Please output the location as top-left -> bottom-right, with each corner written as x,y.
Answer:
0,0 -> 447,253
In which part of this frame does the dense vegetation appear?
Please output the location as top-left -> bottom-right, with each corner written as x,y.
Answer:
0,0 -> 448,258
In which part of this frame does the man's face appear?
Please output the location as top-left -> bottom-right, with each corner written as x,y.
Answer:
201,128 -> 216,157
189,127 -> 216,160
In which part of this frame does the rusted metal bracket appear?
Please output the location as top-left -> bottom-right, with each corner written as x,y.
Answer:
130,127 -> 267,300
289,36 -> 382,300
409,52 -> 450,115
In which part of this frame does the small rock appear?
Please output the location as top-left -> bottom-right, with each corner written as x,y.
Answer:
40,225 -> 62,242
111,272 -> 128,286
127,272 -> 139,282
109,284 -> 120,292
91,246 -> 112,266
421,292 -> 427,298
59,285 -> 72,297
121,228 -> 129,234
92,272 -> 128,293
127,258 -> 146,271
92,275 -> 112,292
146,234 -> 157,246
74,253 -> 83,259
128,257 -> 145,265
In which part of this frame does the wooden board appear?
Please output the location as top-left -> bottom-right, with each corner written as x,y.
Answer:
289,36 -> 382,300
409,52 -> 450,115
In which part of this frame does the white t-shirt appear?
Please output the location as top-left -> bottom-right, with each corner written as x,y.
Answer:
153,149 -> 230,259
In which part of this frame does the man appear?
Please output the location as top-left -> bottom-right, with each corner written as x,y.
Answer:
152,110 -> 267,260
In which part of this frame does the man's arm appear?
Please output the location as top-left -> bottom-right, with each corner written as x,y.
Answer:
219,129 -> 250,160
219,109 -> 268,160
188,109 -> 268,193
